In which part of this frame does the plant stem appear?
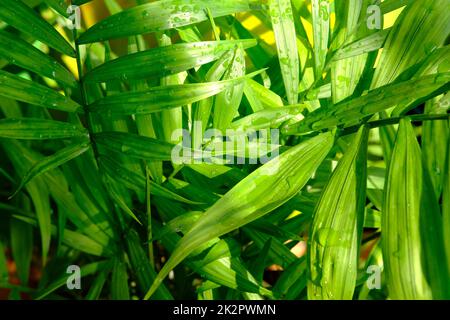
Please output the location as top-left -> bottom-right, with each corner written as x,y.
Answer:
368,113 -> 450,128
72,26 -> 101,161
340,113 -> 450,136
145,165 -> 155,268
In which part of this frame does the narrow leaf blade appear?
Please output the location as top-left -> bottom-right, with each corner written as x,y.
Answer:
144,131 -> 335,299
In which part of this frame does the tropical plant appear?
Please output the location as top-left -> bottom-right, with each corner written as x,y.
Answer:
0,0 -> 449,300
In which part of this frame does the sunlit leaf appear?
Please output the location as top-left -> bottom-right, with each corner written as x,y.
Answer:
144,131 -> 334,298
269,0 -> 299,104
382,119 -> 448,299
308,126 -> 369,300
213,44 -> 246,131
311,0 -> 330,80
88,72 -> 262,116
283,73 -> 450,134
85,39 -> 256,83
78,0 -> 263,44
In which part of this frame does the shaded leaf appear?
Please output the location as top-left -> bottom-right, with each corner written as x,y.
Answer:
105,177 -> 142,225
0,0 -> 75,57
99,156 -> 199,204
0,118 -> 88,140
155,218 -> 272,297
13,142 -> 90,198
10,218 -> 33,285
86,270 -> 110,300
94,131 -> 174,161
0,71 -> 82,113
111,259 -> 130,300
35,261 -> 111,299
12,214 -> 109,257
273,257 -> 307,299
125,229 -> 173,299
443,136 -> 450,274
5,142 -> 52,267
0,241 -> 8,285
0,31 -> 76,87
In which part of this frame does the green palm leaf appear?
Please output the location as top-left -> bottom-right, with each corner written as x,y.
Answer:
382,119 -> 448,299
144,131 -> 334,299
371,0 -> 450,88
311,0 -> 330,80
213,44 -> 246,131
0,118 -> 88,139
269,0 -> 299,104
308,126 -> 368,299
0,31 -> 76,87
94,131 -> 174,161
12,142 -> 91,198
0,0 -> 75,57
0,71 -> 82,113
78,0 -> 263,44
88,73 -> 261,116
84,39 -> 256,83
283,72 -> 450,134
